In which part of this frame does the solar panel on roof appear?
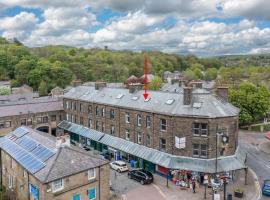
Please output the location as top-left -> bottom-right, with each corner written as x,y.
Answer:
15,136 -> 39,151
32,145 -> 55,162
2,139 -> 45,173
12,127 -> 29,138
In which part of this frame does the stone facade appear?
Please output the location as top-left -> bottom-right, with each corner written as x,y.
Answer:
63,97 -> 239,159
1,151 -> 109,200
0,110 -> 64,137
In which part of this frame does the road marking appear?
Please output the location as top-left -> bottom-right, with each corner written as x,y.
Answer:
122,194 -> 127,200
249,168 -> 262,200
152,184 -> 167,199
266,165 -> 270,169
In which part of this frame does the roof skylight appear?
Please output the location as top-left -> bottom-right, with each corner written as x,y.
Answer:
165,99 -> 175,105
116,94 -> 124,99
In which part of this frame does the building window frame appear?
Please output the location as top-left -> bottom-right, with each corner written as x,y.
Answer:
137,132 -> 142,144
125,112 -> 130,124
8,175 -> 13,189
193,144 -> 208,158
146,116 -> 151,128
159,138 -> 166,151
87,187 -> 96,200
110,125 -> 115,135
160,119 -> 167,131
125,129 -> 130,140
110,109 -> 115,119
193,123 -> 208,137
137,114 -> 142,127
88,168 -> 96,180
52,178 -> 64,193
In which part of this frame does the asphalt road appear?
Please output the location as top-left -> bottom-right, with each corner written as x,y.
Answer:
239,138 -> 270,200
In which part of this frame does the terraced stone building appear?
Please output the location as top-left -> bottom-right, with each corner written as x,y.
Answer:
63,82 -> 240,160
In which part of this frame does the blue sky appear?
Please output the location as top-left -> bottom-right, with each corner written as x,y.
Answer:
0,0 -> 269,56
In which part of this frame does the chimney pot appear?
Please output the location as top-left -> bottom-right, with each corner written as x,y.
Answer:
95,81 -> 107,90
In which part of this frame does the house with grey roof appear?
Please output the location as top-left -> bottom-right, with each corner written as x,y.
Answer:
62,81 -> 241,176
0,126 -> 109,200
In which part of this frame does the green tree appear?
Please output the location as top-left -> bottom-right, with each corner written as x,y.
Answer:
204,67 -> 218,81
38,80 -> 47,96
148,76 -> 163,90
229,82 -> 270,125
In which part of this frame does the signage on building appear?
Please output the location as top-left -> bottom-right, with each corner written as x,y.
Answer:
175,136 -> 186,149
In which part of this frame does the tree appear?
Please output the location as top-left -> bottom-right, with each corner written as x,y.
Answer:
38,80 -> 47,96
229,82 -> 270,125
148,76 -> 163,90
204,67 -> 218,81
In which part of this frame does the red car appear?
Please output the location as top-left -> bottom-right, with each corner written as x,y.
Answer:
265,131 -> 270,140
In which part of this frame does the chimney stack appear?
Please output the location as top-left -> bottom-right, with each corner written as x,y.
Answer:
183,87 -> 193,105
216,86 -> 229,102
56,135 -> 71,148
72,80 -> 82,87
95,81 -> 107,90
128,83 -> 143,93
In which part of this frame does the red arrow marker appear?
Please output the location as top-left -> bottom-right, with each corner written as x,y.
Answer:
143,54 -> 149,100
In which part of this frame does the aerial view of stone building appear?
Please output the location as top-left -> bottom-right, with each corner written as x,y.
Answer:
0,92 -> 64,136
0,126 -> 109,200
59,82 -> 246,175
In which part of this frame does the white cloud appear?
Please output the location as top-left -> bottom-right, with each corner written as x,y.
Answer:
92,11 -> 164,43
31,7 -> 97,37
0,12 -> 37,30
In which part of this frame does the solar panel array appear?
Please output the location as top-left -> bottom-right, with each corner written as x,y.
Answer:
1,127 -> 56,174
15,136 -> 39,151
1,138 -> 45,174
12,127 -> 29,138
32,145 -> 54,162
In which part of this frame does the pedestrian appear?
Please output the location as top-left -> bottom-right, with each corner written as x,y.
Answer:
192,180 -> 196,193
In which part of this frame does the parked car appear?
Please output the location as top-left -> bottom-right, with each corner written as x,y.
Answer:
262,180 -> 270,196
110,161 -> 129,173
127,169 -> 153,185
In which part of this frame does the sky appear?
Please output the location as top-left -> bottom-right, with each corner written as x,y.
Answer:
0,0 -> 269,56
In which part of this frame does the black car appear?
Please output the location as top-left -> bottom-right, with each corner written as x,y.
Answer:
127,169 -> 153,185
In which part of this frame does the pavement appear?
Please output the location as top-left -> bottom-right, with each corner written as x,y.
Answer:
239,130 -> 270,200
110,167 -> 259,200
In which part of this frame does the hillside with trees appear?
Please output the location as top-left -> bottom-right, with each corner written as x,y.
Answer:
0,37 -> 270,125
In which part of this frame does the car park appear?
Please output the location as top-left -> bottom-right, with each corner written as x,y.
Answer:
127,169 -> 153,185
110,160 -> 129,173
262,180 -> 270,196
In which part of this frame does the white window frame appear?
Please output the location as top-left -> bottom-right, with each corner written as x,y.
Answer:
110,125 -> 115,135
137,114 -> 142,127
89,119 -> 93,128
125,113 -> 130,123
102,108 -> 105,117
160,119 -> 167,131
88,168 -> 96,180
146,116 -> 151,128
52,179 -> 64,193
23,170 -> 27,178
8,175 -> 13,189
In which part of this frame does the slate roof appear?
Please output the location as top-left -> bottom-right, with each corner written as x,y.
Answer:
58,121 -> 247,173
0,127 -> 108,183
64,85 -> 239,118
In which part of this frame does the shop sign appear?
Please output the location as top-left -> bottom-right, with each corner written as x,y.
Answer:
175,136 -> 186,149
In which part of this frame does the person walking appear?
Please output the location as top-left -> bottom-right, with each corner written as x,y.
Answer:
192,179 -> 196,193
